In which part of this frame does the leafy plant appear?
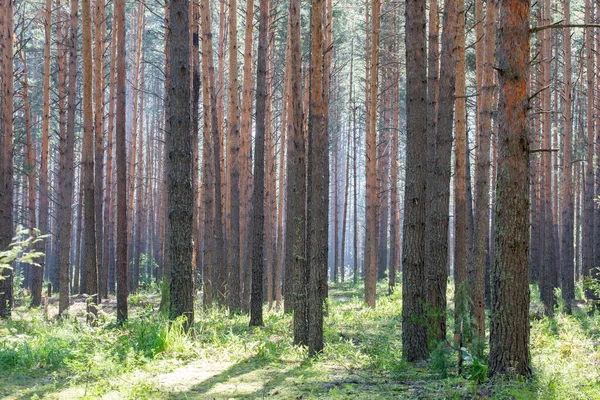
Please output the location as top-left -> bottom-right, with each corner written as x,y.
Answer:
0,227 -> 47,279
461,347 -> 488,384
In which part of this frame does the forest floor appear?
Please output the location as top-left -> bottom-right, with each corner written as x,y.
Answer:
1,281 -> 600,399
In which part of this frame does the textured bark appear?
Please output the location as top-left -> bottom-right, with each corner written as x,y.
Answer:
488,0 -> 531,377
227,0 -> 242,314
133,64 -> 146,293
240,0 -> 254,313
389,14 -> 400,293
249,0 -> 269,327
128,2 -> 145,291
105,9 -> 117,295
168,0 -> 194,330
583,0 -> 595,301
20,48 -> 36,301
51,0 -> 67,293
286,0 -> 307,341
472,0 -> 496,342
454,0 -> 469,339
402,0 -> 429,361
265,28 -> 276,307
94,0 -> 106,302
0,0 -> 14,319
427,0 -> 460,344
33,0 -> 53,307
115,0 -> 128,323
341,39 -> 354,285
57,0 -> 78,316
275,32 -> 291,309
307,0 -> 328,355
81,0 -> 99,321
204,0 -> 226,305
364,0 -> 380,308
200,0 -> 215,309
540,0 -> 557,314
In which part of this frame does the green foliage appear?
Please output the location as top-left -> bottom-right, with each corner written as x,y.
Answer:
461,347 -> 488,384
0,227 -> 46,279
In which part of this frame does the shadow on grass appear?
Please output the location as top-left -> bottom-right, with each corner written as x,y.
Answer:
0,369 -> 71,399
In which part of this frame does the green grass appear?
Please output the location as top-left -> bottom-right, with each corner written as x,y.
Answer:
1,281 -> 600,399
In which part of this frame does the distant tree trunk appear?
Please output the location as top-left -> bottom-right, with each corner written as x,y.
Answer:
488,0 -> 531,377
472,0 -> 496,343
265,27 -> 276,307
286,0 -> 307,336
389,13 -> 400,292
275,31 -> 291,309
341,39 -> 354,286
20,46 -> 37,299
583,0 -> 595,302
133,64 -> 146,293
105,12 -> 117,296
227,0 -> 242,314
115,0 -> 128,323
307,0 -> 328,355
561,0 -> 574,313
454,0 -> 469,339
402,0 -> 428,362
33,0 -> 53,308
51,0 -> 67,294
128,1 -> 145,291
81,0 -> 99,321
364,0 -> 380,308
94,0 -> 105,304
539,0 -> 557,314
168,0 -> 194,330
200,0 -> 214,309
200,0 -> 226,307
240,0 -> 255,313
57,0 -> 79,316
249,0 -> 269,327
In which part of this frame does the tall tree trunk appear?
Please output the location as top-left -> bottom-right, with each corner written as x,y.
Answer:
472,0 -> 496,343
128,1 -> 145,290
402,0 -> 428,361
20,48 -> 37,300
57,0 -> 79,316
200,0 -> 226,307
307,0 -> 328,355
133,63 -> 146,293
227,0 -> 242,314
104,8 -> 117,297
427,0 -> 460,344
561,0 -> 574,312
81,0 -> 99,322
33,0 -> 53,307
286,0 -> 307,340
341,39 -> 354,286
488,0 -> 531,377
249,0 -> 269,327
115,0 -> 128,323
168,0 -> 194,331
240,0 -> 255,313
454,0 -> 470,340
583,0 -> 595,302
364,0 -> 380,308
94,0 -> 106,304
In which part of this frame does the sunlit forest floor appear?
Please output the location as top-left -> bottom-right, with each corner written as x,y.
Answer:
1,281 -> 600,399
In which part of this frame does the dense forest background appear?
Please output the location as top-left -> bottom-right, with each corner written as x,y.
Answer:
1,0 -> 600,397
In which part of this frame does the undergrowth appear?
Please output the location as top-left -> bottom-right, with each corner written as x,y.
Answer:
0,281 -> 599,399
